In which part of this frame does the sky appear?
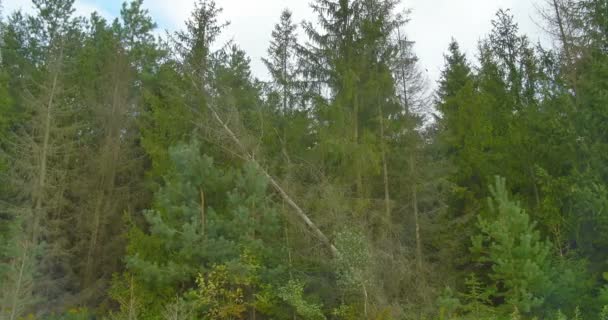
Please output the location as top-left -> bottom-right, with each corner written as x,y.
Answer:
3,0 -> 551,86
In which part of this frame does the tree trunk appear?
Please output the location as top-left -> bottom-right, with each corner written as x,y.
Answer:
7,240 -> 30,320
200,188 -> 206,236
378,104 -> 391,220
32,56 -> 60,243
552,0 -> 571,63
354,93 -> 363,198
128,276 -> 137,320
397,28 -> 411,116
409,153 -> 422,271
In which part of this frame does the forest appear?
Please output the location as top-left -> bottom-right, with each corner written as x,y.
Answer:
0,0 -> 607,319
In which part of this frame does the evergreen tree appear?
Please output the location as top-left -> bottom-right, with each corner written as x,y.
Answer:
1,1 -> 608,318
119,0 -> 157,75
141,0 -> 227,182
1,0 -> 86,314
69,12 -> 147,304
124,142 -> 284,316
436,40 -> 472,113
261,9 -> 311,174
175,0 -> 228,87
471,176 -> 551,313
434,39 -> 492,274
263,9 -> 300,115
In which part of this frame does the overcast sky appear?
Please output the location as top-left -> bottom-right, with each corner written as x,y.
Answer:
3,0 -> 551,86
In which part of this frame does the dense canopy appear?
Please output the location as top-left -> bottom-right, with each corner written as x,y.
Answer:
1,0 -> 608,319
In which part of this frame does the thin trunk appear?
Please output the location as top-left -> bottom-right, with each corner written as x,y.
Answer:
83,46 -> 127,288
378,103 -> 391,220
7,240 -> 30,320
282,40 -> 288,114
200,188 -> 206,236
362,282 -> 368,319
284,220 -> 296,320
553,224 -> 565,258
409,153 -> 422,272
128,275 -> 137,320
281,43 -> 291,168
552,0 -> 571,62
84,193 -> 104,285
354,93 -> 363,197
32,57 -> 60,243
397,28 -> 410,116
529,165 -> 541,208
284,222 -> 293,279
84,73 -> 121,285
551,0 -> 580,93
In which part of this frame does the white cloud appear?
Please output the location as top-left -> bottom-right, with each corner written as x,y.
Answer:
3,0 -> 35,15
73,1 -> 113,20
2,0 -> 111,20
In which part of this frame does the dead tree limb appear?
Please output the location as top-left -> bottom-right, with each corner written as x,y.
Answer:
206,103 -> 339,257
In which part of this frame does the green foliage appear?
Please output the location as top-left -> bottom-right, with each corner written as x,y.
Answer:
191,263 -> 249,319
2,0 -> 608,319
600,305 -> 608,320
544,257 -> 595,315
107,273 -> 150,320
334,229 -> 370,292
461,274 -> 494,316
471,176 -> 551,313
437,287 -> 463,320
0,215 -> 40,320
278,280 -> 325,320
45,308 -> 93,320
122,141 -> 284,315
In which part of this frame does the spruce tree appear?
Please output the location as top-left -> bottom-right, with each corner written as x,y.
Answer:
263,9 -> 299,115
1,0 -> 85,314
141,0 -> 227,182
262,9 -> 308,172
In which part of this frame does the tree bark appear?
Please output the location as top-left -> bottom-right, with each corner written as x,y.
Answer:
552,0 -> 571,62
32,54 -> 60,243
200,188 -> 206,236
354,93 -> 363,198
409,153 -> 423,271
7,240 -> 30,320
378,103 -> 391,220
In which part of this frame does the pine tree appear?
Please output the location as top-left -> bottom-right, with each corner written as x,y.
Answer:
124,142 -> 284,314
471,176 -> 551,313
119,0 -> 157,74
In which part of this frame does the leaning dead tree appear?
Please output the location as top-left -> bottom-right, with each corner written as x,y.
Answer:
204,101 -> 340,257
